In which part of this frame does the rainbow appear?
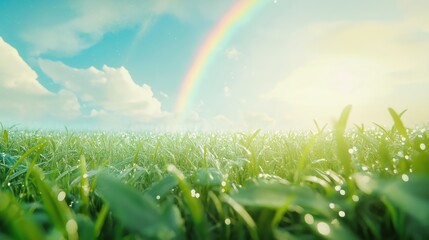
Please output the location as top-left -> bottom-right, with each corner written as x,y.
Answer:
175,0 -> 266,116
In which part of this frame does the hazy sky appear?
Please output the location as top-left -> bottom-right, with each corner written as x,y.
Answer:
1,0 -> 428,131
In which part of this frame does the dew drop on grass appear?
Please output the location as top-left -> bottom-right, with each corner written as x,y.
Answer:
420,143 -> 426,151
221,181 -> 226,187
334,186 -> 341,191
195,193 -> 200,198
66,219 -> 78,235
7,182 -> 11,187
317,222 -> 331,236
401,174 -> 409,182
156,195 -> 160,200
304,214 -> 314,224
338,211 -> 346,217
329,203 -> 335,209
57,191 -> 66,201
225,218 -> 231,225
352,195 -> 361,203
340,190 -> 346,196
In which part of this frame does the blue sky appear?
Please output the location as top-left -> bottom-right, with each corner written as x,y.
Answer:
1,0 -> 428,130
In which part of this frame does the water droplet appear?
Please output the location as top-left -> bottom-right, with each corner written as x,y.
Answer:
156,195 -> 160,200
362,166 -> 368,171
420,143 -> 426,151
338,211 -> 346,217
191,189 -> 196,197
329,203 -> 335,209
401,174 -> 409,182
221,181 -> 226,187
334,186 -> 341,191
317,222 -> 331,236
304,213 -> 314,224
66,219 -> 78,234
348,148 -> 354,154
7,182 -> 11,187
83,173 -> 89,179
225,218 -> 231,225
340,190 -> 346,196
195,193 -> 200,198
57,191 -> 66,201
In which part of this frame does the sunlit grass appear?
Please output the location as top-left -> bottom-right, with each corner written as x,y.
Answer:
1,107 -> 429,239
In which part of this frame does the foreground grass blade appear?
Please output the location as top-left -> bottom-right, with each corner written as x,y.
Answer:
31,166 -> 77,240
145,174 -> 178,199
96,173 -> 184,239
356,174 -> 429,237
231,182 -> 331,216
223,195 -> 258,240
380,175 -> 429,228
93,204 -> 109,238
0,190 -> 44,240
168,164 -> 208,239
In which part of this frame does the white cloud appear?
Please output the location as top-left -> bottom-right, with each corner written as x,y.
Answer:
38,59 -> 168,125
0,37 -> 80,125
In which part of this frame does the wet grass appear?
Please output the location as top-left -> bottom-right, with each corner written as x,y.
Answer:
1,107 -> 429,239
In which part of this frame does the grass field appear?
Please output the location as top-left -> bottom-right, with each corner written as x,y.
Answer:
1,106 -> 429,239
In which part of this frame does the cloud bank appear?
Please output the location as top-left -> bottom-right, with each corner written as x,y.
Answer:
38,59 -> 168,127
0,37 -> 80,126
0,37 -> 168,129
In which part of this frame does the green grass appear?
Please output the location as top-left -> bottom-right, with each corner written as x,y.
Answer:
1,107 -> 429,239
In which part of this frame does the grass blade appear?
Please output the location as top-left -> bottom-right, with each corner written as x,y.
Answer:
31,166 -> 77,239
95,173 -> 184,239
334,105 -> 353,176
168,164 -> 208,239
388,108 -> 408,141
0,190 -> 44,240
